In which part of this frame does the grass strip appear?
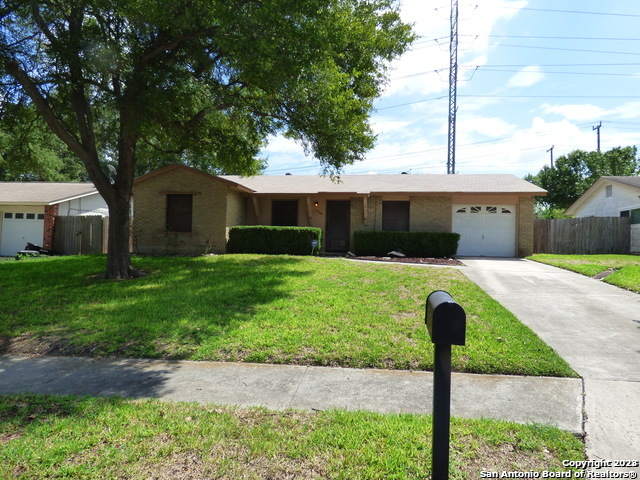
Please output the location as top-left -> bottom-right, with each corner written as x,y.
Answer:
0,255 -> 576,377
0,394 -> 585,479
528,254 -> 640,293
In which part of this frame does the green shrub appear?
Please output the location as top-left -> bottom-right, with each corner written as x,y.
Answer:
227,226 -> 322,255
353,231 -> 460,257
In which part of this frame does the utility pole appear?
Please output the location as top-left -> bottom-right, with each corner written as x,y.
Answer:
547,145 -> 554,168
446,0 -> 459,175
593,121 -> 602,152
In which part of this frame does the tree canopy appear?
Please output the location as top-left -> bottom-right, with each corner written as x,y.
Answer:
0,102 -> 88,181
525,146 -> 640,216
0,0 -> 413,278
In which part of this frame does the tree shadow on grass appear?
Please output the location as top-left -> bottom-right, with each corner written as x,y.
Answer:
0,254 -> 314,359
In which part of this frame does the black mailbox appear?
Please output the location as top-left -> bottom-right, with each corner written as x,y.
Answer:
425,290 -> 466,346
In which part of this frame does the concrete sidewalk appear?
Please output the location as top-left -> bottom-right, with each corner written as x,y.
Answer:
460,258 -> 640,467
0,354 -> 583,434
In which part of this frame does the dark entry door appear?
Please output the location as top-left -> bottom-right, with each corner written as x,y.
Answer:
326,201 -> 351,252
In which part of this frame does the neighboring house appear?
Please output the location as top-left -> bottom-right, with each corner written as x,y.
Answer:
0,182 -> 108,256
133,164 -> 545,258
565,176 -> 640,253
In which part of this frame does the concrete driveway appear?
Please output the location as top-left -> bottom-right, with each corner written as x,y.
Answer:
461,258 -> 640,468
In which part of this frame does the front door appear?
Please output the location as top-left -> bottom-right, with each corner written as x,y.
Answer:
326,201 -> 351,252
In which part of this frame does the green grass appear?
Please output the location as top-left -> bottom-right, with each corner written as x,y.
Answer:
0,394 -> 586,479
0,254 -> 576,377
528,254 -> 640,293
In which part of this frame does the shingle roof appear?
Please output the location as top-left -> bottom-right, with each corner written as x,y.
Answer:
0,182 -> 99,205
221,174 -> 546,195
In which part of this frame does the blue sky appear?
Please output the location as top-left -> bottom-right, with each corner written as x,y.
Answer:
261,0 -> 640,178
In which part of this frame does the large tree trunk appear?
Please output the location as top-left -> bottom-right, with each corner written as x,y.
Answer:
100,122 -> 139,280
100,115 -> 140,279
105,192 -> 134,280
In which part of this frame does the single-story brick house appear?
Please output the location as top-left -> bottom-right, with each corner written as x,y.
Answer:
0,182 -> 108,256
132,164 -> 546,257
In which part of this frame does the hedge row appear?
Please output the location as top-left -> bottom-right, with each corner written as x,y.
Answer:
227,226 -> 322,255
353,231 -> 460,258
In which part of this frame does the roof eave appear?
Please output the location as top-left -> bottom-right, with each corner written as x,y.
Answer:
135,164 -> 256,193
49,191 -> 101,204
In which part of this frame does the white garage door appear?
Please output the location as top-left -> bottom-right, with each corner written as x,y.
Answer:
0,212 -> 45,256
452,205 -> 516,257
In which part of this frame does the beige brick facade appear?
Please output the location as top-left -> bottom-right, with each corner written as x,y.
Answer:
132,166 -> 542,258
133,167 -> 239,255
517,196 -> 535,257
409,196 -> 451,232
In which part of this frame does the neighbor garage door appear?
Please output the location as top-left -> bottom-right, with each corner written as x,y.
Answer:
0,212 -> 45,256
452,205 -> 516,257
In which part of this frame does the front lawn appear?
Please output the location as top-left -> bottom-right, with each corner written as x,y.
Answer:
0,254 -> 576,377
0,394 -> 586,479
528,254 -> 640,293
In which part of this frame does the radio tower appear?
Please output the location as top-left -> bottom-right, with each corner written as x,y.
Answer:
447,0 -> 459,174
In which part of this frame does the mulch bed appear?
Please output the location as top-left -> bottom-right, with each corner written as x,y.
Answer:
350,256 -> 464,266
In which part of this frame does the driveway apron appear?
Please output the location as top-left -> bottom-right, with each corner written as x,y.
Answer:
460,258 -> 640,467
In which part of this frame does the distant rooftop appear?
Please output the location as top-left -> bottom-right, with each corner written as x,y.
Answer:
0,182 -> 98,205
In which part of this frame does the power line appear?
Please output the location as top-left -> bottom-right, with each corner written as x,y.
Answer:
414,34 -> 640,49
461,94 -> 640,99
264,125 -> 598,175
479,34 -> 640,42
375,95 -> 640,112
463,63 -> 640,68
485,42 -> 640,57
474,68 -> 640,78
375,95 -> 448,111
499,6 -> 640,18
603,120 -> 640,127
392,67 -> 640,82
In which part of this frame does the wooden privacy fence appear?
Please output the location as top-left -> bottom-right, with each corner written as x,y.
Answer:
53,215 -> 108,255
534,217 -> 630,254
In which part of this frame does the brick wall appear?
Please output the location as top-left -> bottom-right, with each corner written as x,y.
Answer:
133,168 -> 230,255
409,196 -> 452,232
518,196 -> 535,257
225,189 -> 247,245
348,196 -> 383,251
43,204 -> 59,251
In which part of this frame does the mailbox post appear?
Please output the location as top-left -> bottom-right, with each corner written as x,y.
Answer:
425,290 -> 466,480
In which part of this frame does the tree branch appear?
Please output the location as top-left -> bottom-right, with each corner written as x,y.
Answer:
140,136 -> 184,155
66,5 -> 98,155
138,26 -> 219,69
1,55 -> 113,198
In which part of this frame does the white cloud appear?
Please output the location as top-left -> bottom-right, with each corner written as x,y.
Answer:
263,135 -> 302,154
542,101 -> 640,122
457,116 -> 517,138
370,118 -> 414,136
541,103 -> 603,120
459,0 -> 529,55
453,117 -> 593,175
384,0 -> 529,97
608,101 -> 640,120
507,66 -> 545,88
